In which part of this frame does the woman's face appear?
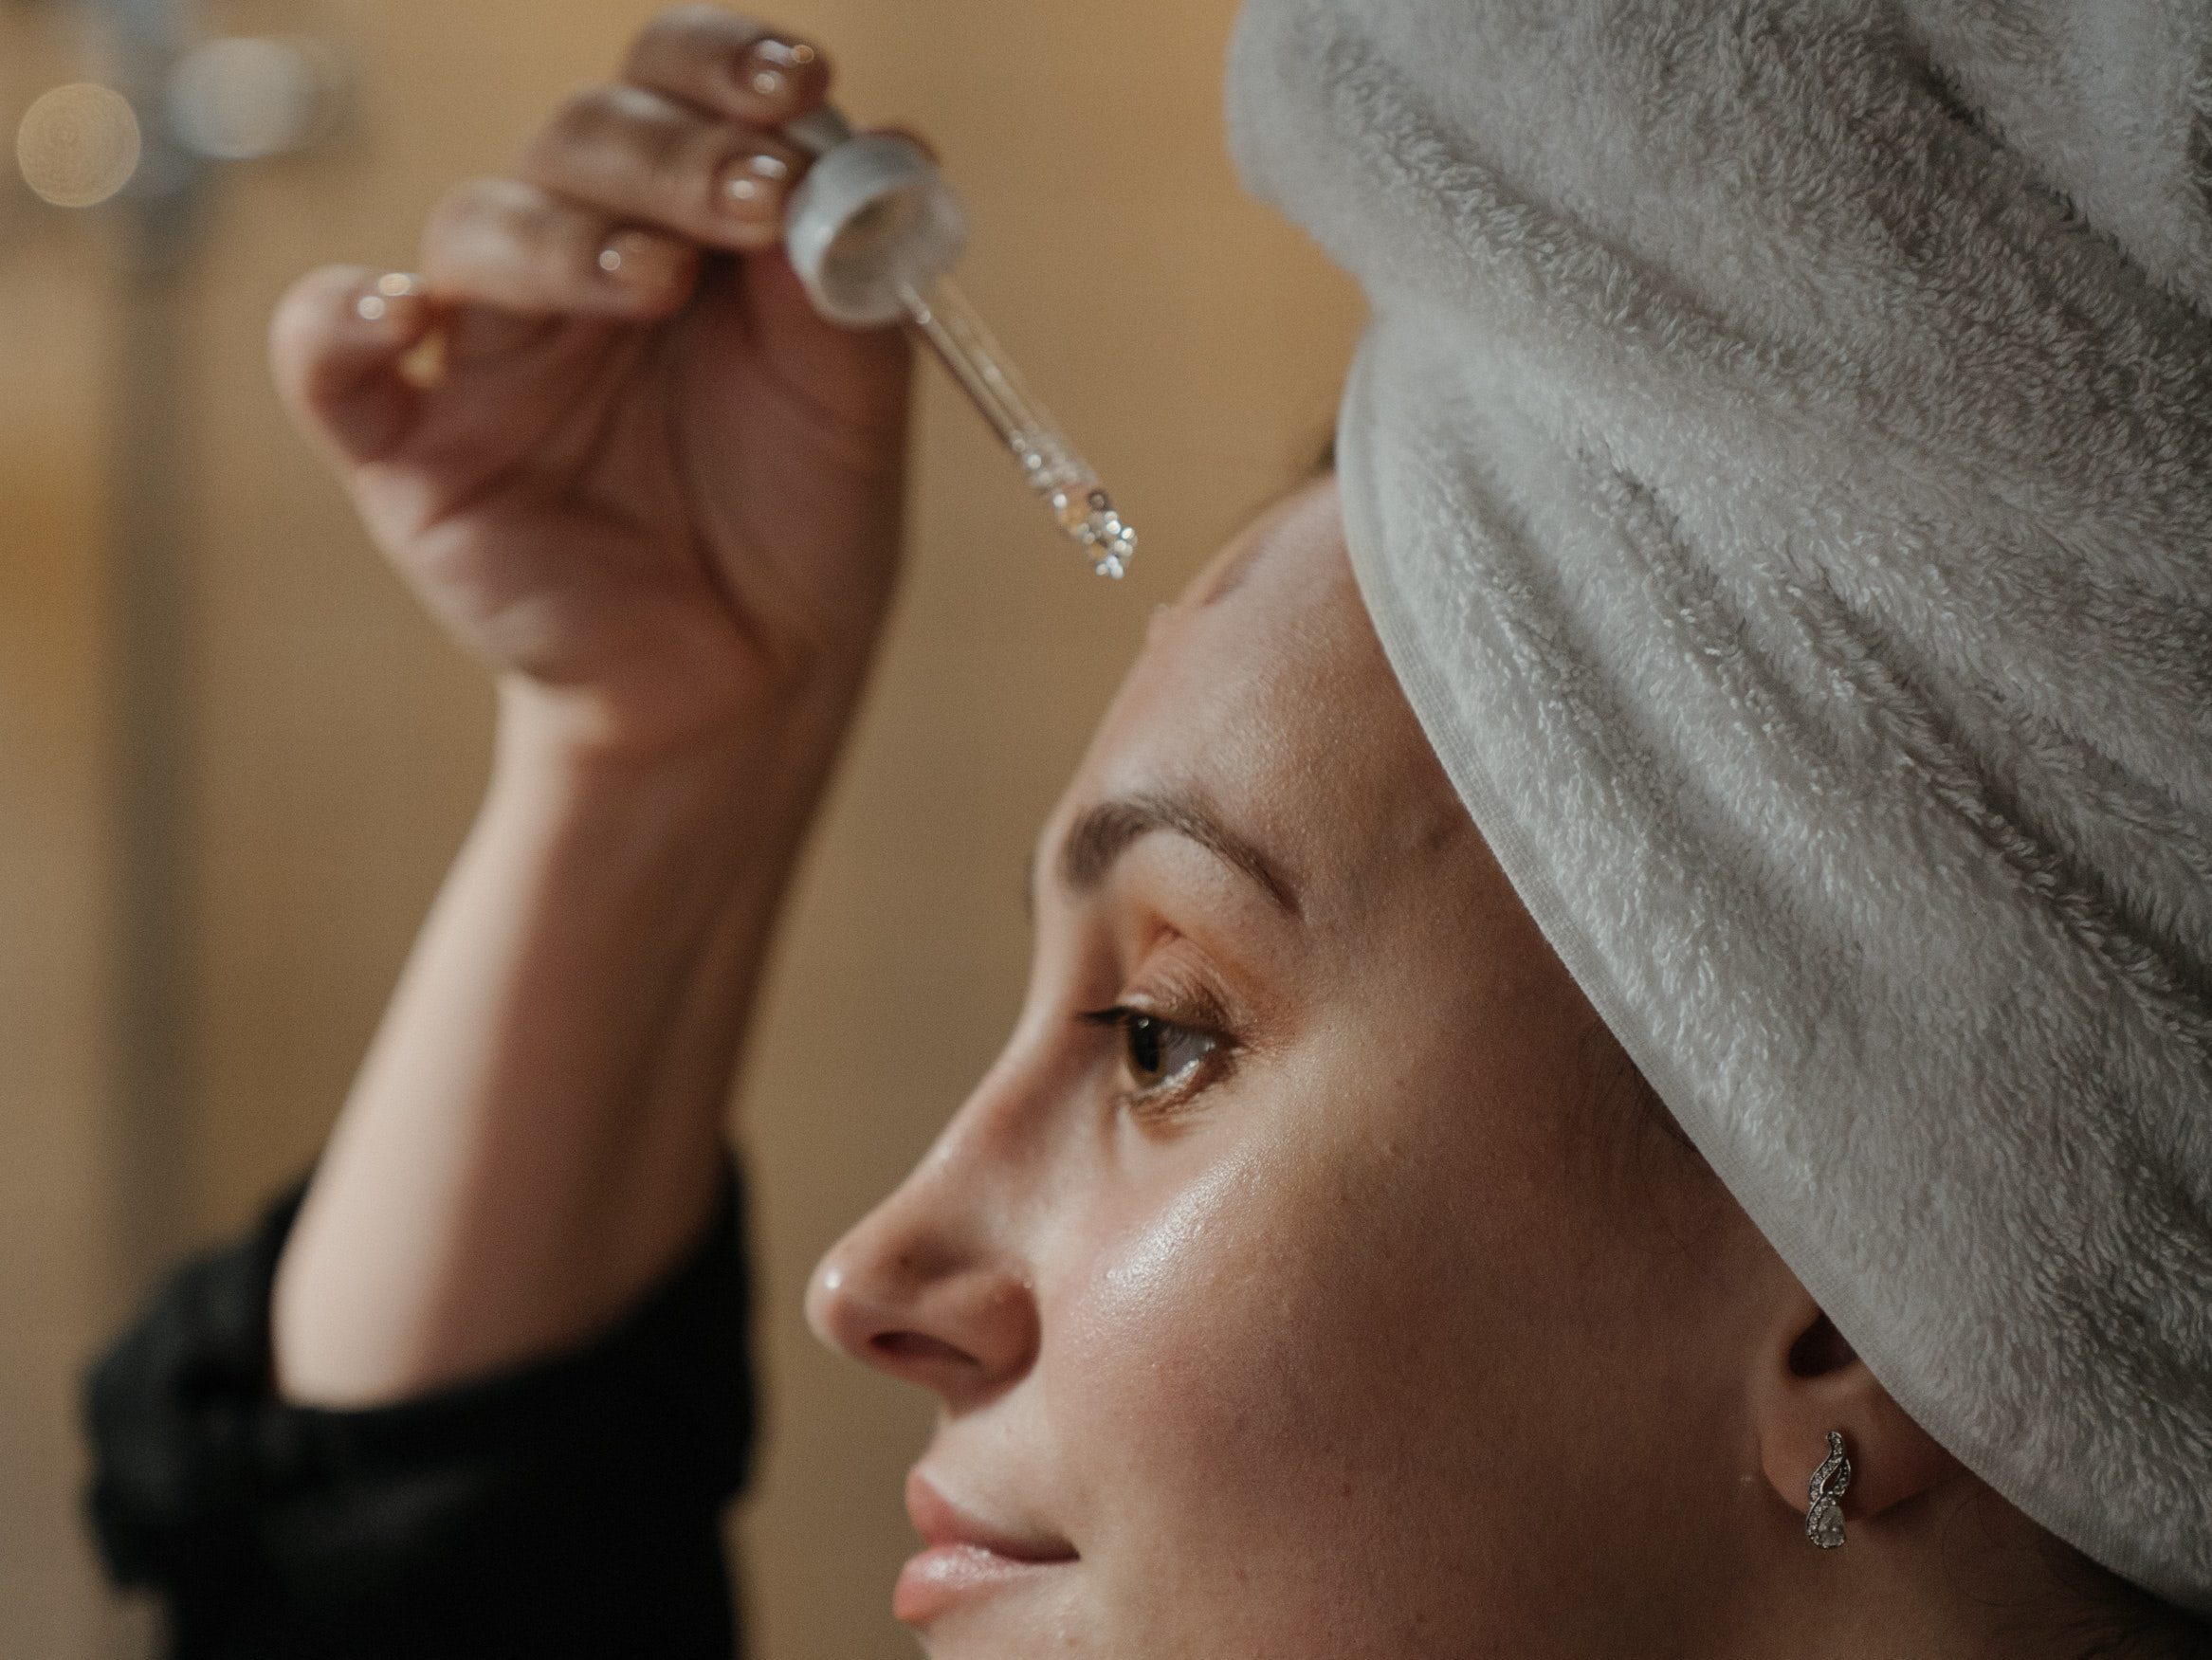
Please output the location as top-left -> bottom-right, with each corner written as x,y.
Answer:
809,477 -> 1781,1657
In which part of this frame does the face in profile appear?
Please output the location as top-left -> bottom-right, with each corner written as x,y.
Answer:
808,475 -> 1776,1657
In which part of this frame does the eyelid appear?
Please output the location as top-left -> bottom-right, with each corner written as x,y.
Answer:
1076,996 -> 1238,1122
1074,990 -> 1228,1049
1100,958 -> 1235,1034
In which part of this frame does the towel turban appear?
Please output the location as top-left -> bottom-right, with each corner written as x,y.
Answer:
1225,0 -> 2212,1613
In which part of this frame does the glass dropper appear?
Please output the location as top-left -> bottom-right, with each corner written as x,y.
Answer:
897,279 -> 1135,577
780,111 -> 1136,577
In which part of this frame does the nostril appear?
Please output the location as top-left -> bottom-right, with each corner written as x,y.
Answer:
870,1330 -> 977,1369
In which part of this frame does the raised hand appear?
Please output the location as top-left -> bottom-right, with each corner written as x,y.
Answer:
267,10 -> 926,1409
271,7 -> 915,760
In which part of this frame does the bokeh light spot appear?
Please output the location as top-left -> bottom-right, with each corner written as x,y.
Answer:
16,82 -> 142,208
167,37 -> 326,161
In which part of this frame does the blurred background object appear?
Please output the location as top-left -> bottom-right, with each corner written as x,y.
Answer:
16,82 -> 143,208
0,0 -> 1359,1653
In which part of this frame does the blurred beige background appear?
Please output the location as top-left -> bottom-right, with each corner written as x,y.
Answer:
0,0 -> 1359,1652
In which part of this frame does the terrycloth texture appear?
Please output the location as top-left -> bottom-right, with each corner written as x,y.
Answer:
1226,0 -> 2212,1614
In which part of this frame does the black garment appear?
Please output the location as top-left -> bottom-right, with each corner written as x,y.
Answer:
83,1167 -> 757,1659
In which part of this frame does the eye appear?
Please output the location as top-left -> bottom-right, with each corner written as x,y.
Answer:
1080,1005 -> 1226,1106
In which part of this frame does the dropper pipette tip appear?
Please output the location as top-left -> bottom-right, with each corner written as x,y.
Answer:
903,279 -> 1136,578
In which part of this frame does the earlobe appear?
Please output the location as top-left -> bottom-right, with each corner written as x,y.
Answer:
1754,1298 -> 1965,1539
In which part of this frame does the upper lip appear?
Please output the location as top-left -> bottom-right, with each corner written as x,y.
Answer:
905,1467 -> 1077,1564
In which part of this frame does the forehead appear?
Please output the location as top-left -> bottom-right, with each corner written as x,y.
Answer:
1052,478 -> 1472,921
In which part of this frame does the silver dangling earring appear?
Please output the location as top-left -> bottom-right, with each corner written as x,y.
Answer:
1805,1430 -> 1852,1549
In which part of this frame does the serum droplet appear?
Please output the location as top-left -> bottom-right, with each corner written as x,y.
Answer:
898,278 -> 1136,578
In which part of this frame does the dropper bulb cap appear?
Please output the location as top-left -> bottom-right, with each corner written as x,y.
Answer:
782,119 -> 966,328
777,105 -> 1135,576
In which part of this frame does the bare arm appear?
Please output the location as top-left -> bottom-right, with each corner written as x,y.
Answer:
264,9 -> 911,1406
271,680 -> 858,1405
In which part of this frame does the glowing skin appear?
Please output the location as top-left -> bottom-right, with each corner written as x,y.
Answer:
255,7 -> 2166,1644
812,477 -> 1748,1656
808,479 -> 2126,1660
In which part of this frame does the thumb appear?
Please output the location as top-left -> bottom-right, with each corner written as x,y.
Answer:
270,265 -> 442,466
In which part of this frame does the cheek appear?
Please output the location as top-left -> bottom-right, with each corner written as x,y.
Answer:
1040,1106 -> 1528,1651
1036,1046 -> 1703,1654
1043,1146 -> 1372,1651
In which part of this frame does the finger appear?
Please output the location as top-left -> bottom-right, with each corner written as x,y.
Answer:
270,265 -> 439,463
621,8 -> 829,126
521,84 -> 806,252
421,175 -> 701,319
736,250 -> 914,432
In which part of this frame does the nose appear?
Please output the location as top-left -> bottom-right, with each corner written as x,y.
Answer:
806,1162 -> 1040,1411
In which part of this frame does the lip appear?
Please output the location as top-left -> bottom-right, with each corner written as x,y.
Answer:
894,1468 -> 1076,1627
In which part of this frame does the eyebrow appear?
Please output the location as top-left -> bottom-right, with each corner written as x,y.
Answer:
1047,791 -> 1301,918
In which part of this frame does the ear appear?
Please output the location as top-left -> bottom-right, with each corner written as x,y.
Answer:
1752,1290 -> 1964,1530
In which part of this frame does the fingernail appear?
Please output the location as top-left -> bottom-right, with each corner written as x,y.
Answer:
356,271 -> 425,321
594,228 -> 683,287
718,151 -> 791,215
740,35 -> 817,100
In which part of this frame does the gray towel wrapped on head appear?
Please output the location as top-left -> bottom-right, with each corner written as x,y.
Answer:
1227,0 -> 2212,1614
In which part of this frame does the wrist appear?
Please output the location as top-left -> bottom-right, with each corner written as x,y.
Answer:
486,668 -> 862,866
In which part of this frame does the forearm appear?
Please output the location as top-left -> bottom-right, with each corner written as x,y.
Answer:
272,675 -> 856,1407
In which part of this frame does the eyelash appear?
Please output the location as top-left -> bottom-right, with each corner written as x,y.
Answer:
1077,1002 -> 1234,1120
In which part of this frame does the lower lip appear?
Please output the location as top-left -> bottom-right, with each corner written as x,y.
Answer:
893,1543 -> 1069,1626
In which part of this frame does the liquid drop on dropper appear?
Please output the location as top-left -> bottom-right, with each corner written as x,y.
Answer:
779,113 -> 1135,576
900,279 -> 1136,577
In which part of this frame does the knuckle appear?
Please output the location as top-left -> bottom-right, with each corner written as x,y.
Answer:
626,7 -> 770,87
543,84 -> 623,153
642,4 -> 752,47
539,82 -> 691,179
422,181 -> 500,270
627,12 -> 704,88
422,177 -> 552,283
625,98 -> 694,175
426,174 -> 511,238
